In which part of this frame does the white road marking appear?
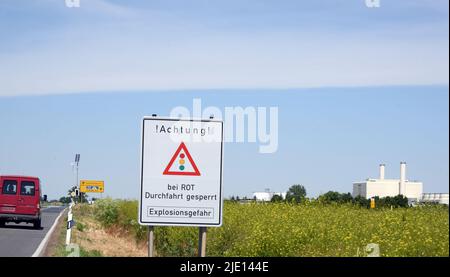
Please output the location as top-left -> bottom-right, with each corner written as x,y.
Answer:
31,207 -> 66,257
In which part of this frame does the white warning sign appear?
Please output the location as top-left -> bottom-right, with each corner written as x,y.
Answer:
139,117 -> 224,227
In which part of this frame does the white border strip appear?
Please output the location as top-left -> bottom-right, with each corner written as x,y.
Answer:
32,207 -> 66,257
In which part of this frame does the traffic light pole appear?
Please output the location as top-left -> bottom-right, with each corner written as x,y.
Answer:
77,164 -> 80,203
74,154 -> 81,203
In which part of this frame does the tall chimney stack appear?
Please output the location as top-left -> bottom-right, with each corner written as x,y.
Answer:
399,162 -> 406,195
379,164 -> 385,180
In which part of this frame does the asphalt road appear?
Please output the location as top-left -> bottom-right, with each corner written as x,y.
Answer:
0,206 -> 65,257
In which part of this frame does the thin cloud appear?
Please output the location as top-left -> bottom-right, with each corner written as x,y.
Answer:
0,0 -> 448,97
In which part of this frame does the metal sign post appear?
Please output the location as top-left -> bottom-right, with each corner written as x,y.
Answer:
148,226 -> 154,257
198,227 -> 207,257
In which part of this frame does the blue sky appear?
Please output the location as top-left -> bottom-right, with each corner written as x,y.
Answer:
0,88 -> 448,199
0,1 -> 448,199
0,0 -> 448,95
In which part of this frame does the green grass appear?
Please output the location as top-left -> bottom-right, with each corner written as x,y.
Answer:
52,213 -> 103,257
52,215 -> 69,257
76,222 -> 86,232
56,245 -> 103,257
91,198 -> 449,257
78,247 -> 103,257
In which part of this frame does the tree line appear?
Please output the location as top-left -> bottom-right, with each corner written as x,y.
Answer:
230,184 -> 410,208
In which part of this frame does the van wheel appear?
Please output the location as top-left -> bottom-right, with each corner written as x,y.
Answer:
33,219 -> 41,229
0,220 -> 5,228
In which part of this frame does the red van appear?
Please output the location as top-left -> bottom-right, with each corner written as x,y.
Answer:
0,176 -> 42,229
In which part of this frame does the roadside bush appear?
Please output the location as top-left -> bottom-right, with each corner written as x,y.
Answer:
76,203 -> 94,217
155,227 -> 197,256
116,200 -> 147,241
92,198 -> 147,242
94,198 -> 119,227
76,222 -> 86,232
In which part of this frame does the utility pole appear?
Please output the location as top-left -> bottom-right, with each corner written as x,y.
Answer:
74,154 -> 80,203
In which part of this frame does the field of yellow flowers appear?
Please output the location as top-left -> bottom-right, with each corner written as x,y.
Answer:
91,199 -> 449,257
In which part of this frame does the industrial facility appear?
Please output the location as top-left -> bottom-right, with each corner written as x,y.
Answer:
252,162 -> 448,205
353,162 -> 449,205
252,189 -> 286,202
353,162 -> 423,203
421,193 -> 449,205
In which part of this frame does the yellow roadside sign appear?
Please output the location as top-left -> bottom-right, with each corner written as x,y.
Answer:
80,180 -> 104,193
370,198 -> 376,209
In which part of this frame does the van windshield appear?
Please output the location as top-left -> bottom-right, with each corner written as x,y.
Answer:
20,181 -> 35,196
2,180 -> 17,195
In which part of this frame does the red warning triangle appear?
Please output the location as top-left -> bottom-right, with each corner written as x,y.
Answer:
163,142 -> 201,176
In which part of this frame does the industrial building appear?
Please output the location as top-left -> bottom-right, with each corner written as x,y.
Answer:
421,193 -> 449,205
252,189 -> 286,202
353,162 -> 423,203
